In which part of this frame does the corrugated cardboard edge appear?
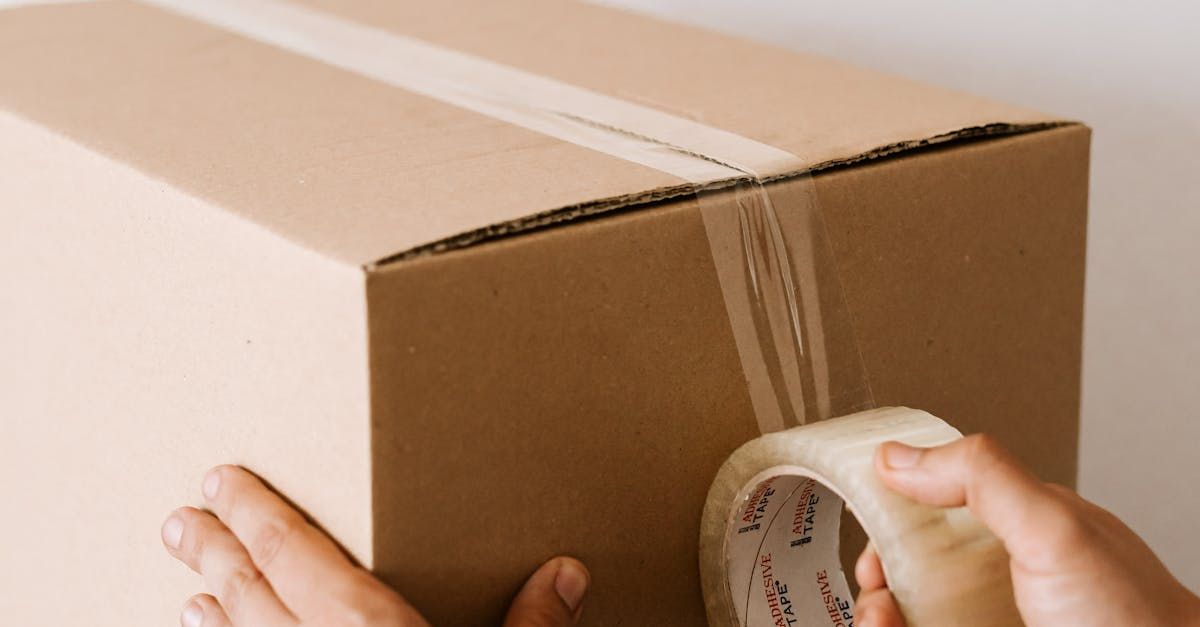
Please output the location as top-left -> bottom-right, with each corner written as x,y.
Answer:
369,121 -> 1074,268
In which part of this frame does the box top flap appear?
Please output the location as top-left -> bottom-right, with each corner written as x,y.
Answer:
0,0 -> 1064,266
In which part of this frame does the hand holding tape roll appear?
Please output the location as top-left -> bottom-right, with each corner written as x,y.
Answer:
700,407 -> 1020,627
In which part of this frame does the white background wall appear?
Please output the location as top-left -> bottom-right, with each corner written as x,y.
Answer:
593,0 -> 1200,590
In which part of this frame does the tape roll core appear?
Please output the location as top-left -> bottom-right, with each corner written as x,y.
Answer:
700,407 -> 1022,627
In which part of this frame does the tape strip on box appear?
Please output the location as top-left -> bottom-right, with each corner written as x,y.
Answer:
136,0 -> 876,433
139,0 -> 793,182
698,179 -> 875,432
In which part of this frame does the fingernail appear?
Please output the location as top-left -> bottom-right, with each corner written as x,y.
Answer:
161,516 -> 184,549
554,559 -> 589,613
180,601 -> 203,627
202,469 -> 221,500
881,442 -> 923,469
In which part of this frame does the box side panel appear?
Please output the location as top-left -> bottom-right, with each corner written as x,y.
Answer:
0,112 -> 373,626
823,124 -> 1089,487
364,127 -> 1088,625
367,193 -> 759,625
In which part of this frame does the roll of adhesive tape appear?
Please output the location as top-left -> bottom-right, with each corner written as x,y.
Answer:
700,407 -> 1021,627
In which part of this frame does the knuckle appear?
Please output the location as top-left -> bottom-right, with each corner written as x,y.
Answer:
1045,505 -> 1090,547
962,434 -> 1013,477
964,433 -> 1005,462
1033,488 -> 1092,547
247,514 -> 298,570
959,434 -> 1014,504
220,565 -> 264,619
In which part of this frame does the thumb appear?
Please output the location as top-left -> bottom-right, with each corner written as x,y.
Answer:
502,557 -> 590,627
873,434 -> 1067,563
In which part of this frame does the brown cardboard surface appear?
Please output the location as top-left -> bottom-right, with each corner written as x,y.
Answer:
0,110 -> 374,624
0,0 -> 1061,266
824,125 -> 1089,487
0,1 -> 1089,625
295,0 -> 1057,174
0,1 -> 674,266
364,125 -> 1089,625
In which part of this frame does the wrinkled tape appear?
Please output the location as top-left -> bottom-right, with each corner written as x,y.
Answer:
700,407 -> 1021,627
699,180 -> 874,432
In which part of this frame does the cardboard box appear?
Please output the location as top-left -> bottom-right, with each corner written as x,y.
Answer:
0,1 -> 1088,625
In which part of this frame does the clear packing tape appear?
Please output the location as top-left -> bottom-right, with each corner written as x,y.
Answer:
689,156 -> 1023,627
700,407 -> 1021,627
694,168 -> 1021,625
696,148 -> 1022,619
122,1 -> 1013,624
698,177 -> 875,432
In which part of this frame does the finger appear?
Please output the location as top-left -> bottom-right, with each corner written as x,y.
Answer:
854,588 -> 906,627
874,435 -> 1069,561
181,594 -> 231,627
855,543 -> 886,592
161,507 -> 296,626
503,557 -> 590,627
201,465 -> 360,616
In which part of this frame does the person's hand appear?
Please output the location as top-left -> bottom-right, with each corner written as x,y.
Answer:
852,434 -> 1200,627
161,465 -> 590,627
